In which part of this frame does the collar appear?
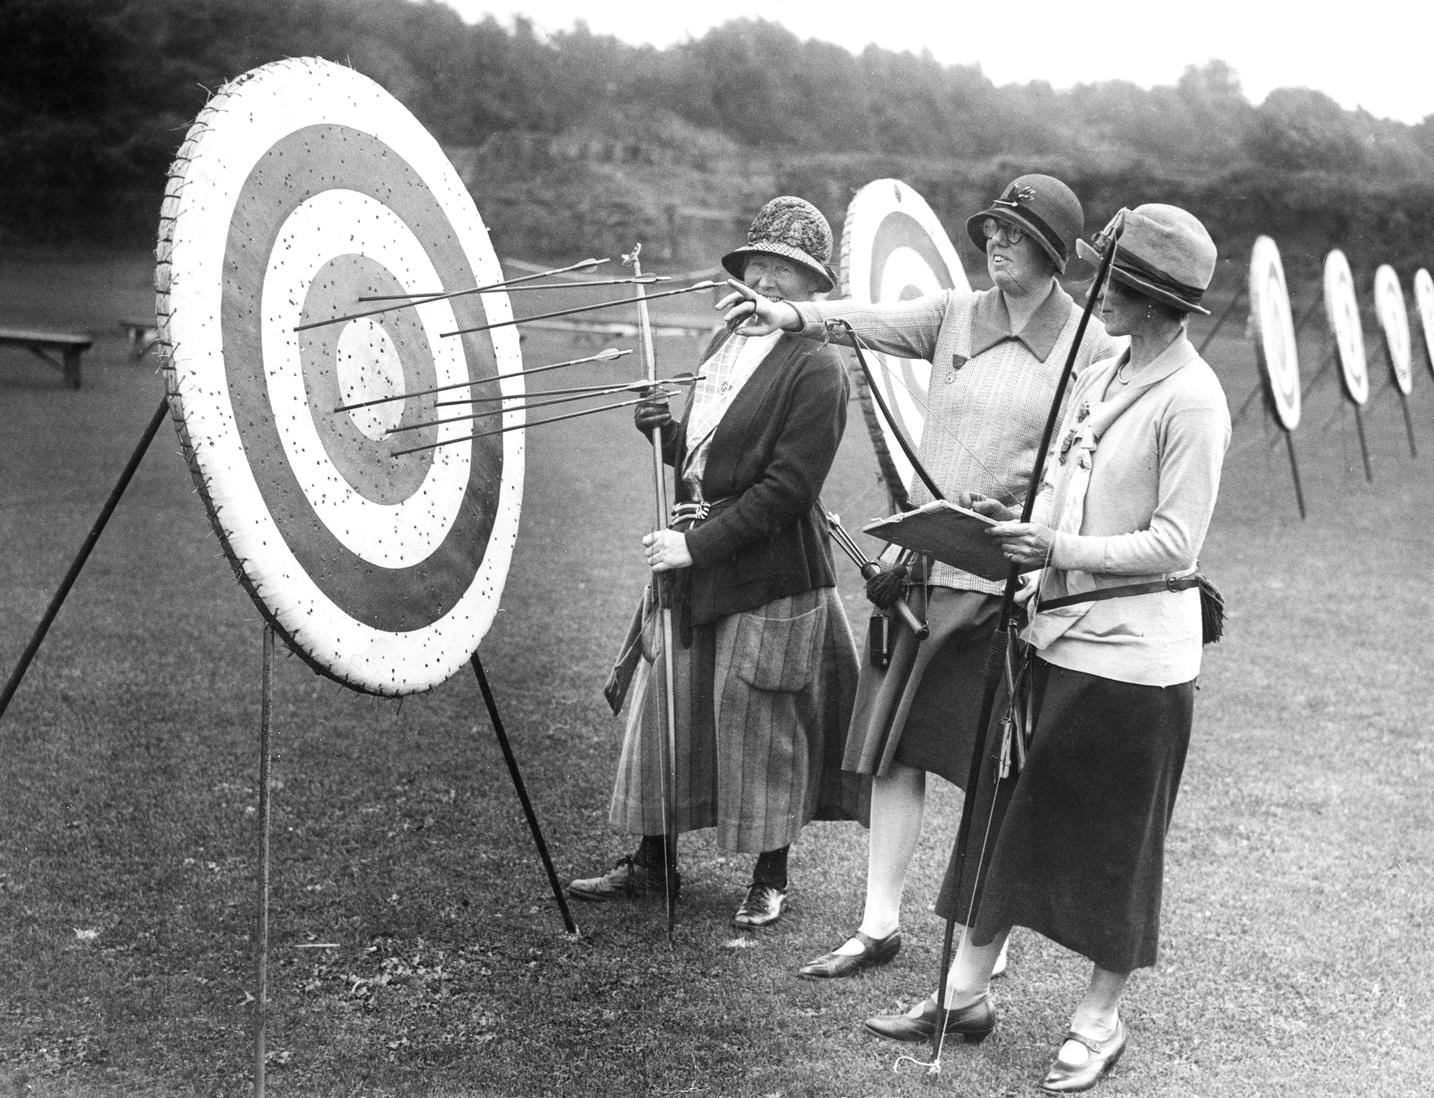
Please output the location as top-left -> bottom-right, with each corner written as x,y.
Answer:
1101,332 -> 1198,393
969,282 -> 1073,360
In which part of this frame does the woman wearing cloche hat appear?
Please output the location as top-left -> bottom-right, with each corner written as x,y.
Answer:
919,202 -> 1230,1092
719,174 -> 1121,986
569,196 -> 860,931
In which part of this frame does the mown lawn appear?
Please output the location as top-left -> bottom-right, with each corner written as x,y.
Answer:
1,248 -> 1431,1097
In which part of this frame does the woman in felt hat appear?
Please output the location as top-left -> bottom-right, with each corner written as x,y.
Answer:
868,204 -> 1230,1093
721,175 -> 1121,979
568,196 -> 860,929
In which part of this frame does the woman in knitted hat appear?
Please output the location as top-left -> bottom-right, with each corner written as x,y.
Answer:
720,175 -> 1121,981
881,203 -> 1230,1093
568,196 -> 860,929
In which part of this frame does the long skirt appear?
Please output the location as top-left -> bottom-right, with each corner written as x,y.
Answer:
842,587 -> 1001,786
936,658 -> 1195,972
608,586 -> 860,854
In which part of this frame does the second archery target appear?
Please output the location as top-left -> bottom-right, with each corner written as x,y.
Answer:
1249,235 -> 1301,431
1323,249 -> 1369,405
840,179 -> 970,504
1373,264 -> 1414,395
156,58 -> 524,696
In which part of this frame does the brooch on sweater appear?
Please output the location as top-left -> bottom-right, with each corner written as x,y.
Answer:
945,354 -> 967,384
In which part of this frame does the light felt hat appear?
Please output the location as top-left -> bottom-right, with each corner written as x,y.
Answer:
721,195 -> 836,293
1077,203 -> 1217,315
965,173 -> 1084,273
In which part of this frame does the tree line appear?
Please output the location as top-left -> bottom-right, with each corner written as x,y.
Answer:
3,0 -> 1432,279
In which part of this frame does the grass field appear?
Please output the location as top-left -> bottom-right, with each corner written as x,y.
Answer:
2,246 -> 1432,1098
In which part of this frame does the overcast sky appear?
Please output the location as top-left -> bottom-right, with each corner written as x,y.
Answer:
441,0 -> 1433,125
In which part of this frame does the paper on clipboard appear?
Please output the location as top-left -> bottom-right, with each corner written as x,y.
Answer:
861,500 -> 1012,581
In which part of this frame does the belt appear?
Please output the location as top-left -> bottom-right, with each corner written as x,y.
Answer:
1037,572 -> 1201,611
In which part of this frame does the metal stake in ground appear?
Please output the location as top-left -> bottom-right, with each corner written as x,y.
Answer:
470,653 -> 578,934
0,394 -> 169,725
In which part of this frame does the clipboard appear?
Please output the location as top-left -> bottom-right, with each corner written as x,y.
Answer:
862,500 -> 1012,582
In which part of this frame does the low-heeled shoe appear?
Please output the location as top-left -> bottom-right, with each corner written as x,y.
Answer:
732,882 -> 786,928
863,994 -> 995,1044
567,856 -> 679,902
797,929 -> 902,979
1039,1019 -> 1127,1093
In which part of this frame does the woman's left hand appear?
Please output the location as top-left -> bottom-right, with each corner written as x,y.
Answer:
988,520 -> 1055,569
643,529 -> 693,572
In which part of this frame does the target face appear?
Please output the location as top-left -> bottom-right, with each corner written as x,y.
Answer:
1249,236 -> 1301,430
1415,268 -> 1434,378
1374,264 -> 1414,395
840,179 -> 969,503
1322,250 -> 1368,405
156,58 -> 524,696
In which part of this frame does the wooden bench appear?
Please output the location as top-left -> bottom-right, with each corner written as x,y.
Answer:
0,327 -> 94,388
119,318 -> 159,360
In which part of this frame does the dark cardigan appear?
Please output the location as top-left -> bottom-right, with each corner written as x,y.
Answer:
653,330 -> 849,627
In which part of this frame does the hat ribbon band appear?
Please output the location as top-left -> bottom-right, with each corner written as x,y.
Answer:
992,200 -> 1068,262
1112,248 -> 1205,303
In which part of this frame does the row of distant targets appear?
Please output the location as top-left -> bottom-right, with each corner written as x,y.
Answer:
1250,235 -> 1434,430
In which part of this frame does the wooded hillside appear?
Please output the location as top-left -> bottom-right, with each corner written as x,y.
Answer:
3,0 -> 1432,278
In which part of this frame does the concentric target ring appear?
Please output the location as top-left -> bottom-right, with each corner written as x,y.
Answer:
1373,264 -> 1414,396
1249,235 -> 1301,431
1322,249 -> 1368,405
1414,268 -> 1434,379
156,58 -> 523,696
840,179 -> 970,503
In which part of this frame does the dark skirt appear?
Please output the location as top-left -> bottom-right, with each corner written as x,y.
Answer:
842,587 -> 1001,786
936,658 -> 1195,972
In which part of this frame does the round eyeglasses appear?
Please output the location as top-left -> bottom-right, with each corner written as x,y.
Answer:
981,217 -> 1026,245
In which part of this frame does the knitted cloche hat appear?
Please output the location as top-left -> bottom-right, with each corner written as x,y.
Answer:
721,195 -> 836,293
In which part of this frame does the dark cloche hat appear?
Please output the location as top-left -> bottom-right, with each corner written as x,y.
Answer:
1077,203 -> 1217,315
722,195 -> 836,293
965,173 -> 1084,273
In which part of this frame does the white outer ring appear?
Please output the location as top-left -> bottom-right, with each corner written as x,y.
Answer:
1414,268 -> 1434,377
1322,249 -> 1368,405
1374,264 -> 1413,395
843,179 -> 970,496
1249,235 -> 1301,431
160,58 -> 523,695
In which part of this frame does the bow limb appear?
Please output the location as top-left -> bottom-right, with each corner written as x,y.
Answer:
927,221 -> 1124,1073
625,244 -> 680,939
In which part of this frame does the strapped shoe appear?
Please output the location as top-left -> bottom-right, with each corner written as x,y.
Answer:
864,994 -> 996,1044
567,856 -> 679,902
732,882 -> 787,928
797,929 -> 902,979
1039,1018 -> 1127,1093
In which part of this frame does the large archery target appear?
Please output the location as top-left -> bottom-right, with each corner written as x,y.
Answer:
1249,236 -> 1301,430
1322,249 -> 1368,405
156,58 -> 523,696
1374,264 -> 1414,395
840,179 -> 969,502
1415,268 -> 1434,378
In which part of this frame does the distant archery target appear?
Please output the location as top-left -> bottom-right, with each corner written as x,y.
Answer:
1249,235 -> 1301,430
156,58 -> 524,696
840,179 -> 970,502
1415,268 -> 1434,377
1322,249 -> 1368,405
1374,264 -> 1414,395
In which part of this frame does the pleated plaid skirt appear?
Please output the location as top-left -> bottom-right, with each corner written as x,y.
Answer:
608,586 -> 860,854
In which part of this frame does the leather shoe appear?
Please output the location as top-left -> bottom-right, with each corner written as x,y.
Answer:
567,856 -> 679,902
733,882 -> 786,928
864,994 -> 995,1044
1039,1018 -> 1126,1093
797,929 -> 901,979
